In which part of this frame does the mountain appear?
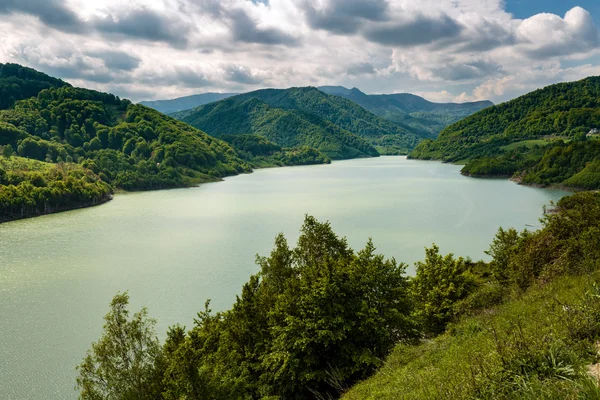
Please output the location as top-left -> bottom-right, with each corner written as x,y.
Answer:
410,76 -> 600,162
140,93 -> 237,114
317,86 -> 493,136
0,64 -> 252,221
175,95 -> 379,159
0,63 -> 70,109
176,87 -> 427,156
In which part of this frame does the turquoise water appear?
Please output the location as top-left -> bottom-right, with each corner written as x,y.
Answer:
0,157 -> 568,399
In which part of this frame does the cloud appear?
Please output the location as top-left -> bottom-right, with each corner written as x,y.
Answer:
0,0 -> 83,33
303,0 -> 389,34
224,65 -> 263,84
516,7 -> 600,59
86,50 -> 141,71
346,62 -> 375,76
92,7 -> 191,48
362,13 -> 463,46
228,9 -> 299,46
1,1 -> 599,104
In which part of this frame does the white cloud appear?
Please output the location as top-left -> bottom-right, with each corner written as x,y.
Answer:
0,0 -> 598,103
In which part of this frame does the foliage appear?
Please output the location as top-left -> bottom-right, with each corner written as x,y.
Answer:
76,292 -> 165,400
0,155 -> 111,221
344,191 -> 600,399
0,63 -> 69,109
0,75 -> 252,194
220,134 -> 331,167
410,76 -> 600,162
177,87 -> 428,156
177,95 -> 380,159
411,245 -> 478,334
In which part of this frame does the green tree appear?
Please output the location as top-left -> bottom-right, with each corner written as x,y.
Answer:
411,245 -> 477,334
76,292 -> 164,400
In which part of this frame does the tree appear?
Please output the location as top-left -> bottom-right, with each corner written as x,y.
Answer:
2,144 -> 14,157
411,245 -> 477,334
76,292 -> 164,400
486,227 -> 521,283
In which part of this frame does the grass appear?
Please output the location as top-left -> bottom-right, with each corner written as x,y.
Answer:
343,274 -> 600,400
0,155 -> 56,172
500,140 -> 551,151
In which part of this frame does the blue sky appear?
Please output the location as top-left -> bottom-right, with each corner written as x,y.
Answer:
507,0 -> 600,20
0,0 -> 599,104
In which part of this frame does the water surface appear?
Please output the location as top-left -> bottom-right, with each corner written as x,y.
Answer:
0,157 -> 568,399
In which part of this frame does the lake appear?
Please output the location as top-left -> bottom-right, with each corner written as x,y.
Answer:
0,157 -> 568,399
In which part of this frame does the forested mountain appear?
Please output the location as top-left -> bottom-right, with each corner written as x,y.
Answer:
0,64 -> 252,221
318,86 -> 492,135
140,92 -> 237,114
0,63 -> 69,109
410,76 -> 600,162
175,93 -> 380,159
176,87 -> 426,155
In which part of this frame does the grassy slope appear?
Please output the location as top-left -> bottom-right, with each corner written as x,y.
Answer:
345,274 -> 600,400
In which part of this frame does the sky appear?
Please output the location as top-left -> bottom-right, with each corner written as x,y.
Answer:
0,0 -> 599,104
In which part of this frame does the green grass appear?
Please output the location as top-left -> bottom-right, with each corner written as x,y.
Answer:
499,140 -> 551,151
343,274 -> 600,400
0,155 -> 56,172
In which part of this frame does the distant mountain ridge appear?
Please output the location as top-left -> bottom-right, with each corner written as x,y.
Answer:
174,87 -> 430,157
140,93 -> 237,114
317,86 -> 493,136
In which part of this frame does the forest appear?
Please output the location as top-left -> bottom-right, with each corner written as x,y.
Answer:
410,76 -> 600,162
176,87 -> 426,156
78,191 -> 600,399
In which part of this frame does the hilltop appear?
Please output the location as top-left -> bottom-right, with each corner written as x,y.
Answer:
140,92 -> 237,114
0,64 -> 251,221
318,86 -> 492,136
175,87 -> 427,156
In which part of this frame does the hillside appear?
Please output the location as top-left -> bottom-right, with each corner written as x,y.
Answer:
0,64 -> 254,221
0,63 -> 70,109
176,87 -> 427,155
176,93 -> 380,159
0,156 -> 111,222
410,76 -> 600,162
140,92 -> 237,114
318,86 -> 492,136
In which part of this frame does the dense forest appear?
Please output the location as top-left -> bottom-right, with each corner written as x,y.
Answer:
175,95 -> 380,159
0,64 -> 257,221
78,192 -> 600,399
318,86 -> 493,136
176,87 -> 427,155
0,155 -> 111,222
220,134 -> 331,167
410,76 -> 600,162
0,63 -> 69,109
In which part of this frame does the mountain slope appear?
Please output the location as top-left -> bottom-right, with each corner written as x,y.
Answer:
178,96 -> 378,159
410,76 -> 600,162
0,64 -> 253,222
0,63 -> 70,109
177,87 -> 426,155
317,86 -> 493,136
140,92 -> 237,114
